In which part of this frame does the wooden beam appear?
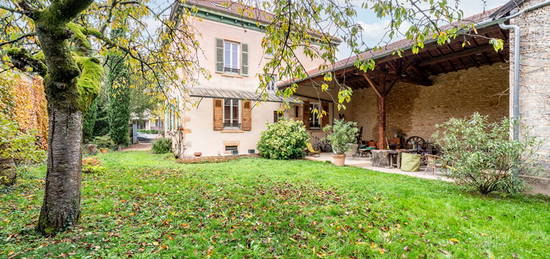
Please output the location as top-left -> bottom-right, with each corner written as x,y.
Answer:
404,65 -> 433,86
361,73 -> 383,98
435,46 -> 457,72
421,44 -> 494,66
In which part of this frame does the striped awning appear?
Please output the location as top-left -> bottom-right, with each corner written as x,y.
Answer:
189,87 -> 302,104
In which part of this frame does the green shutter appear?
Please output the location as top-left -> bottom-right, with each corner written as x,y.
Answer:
216,38 -> 224,72
241,43 -> 248,75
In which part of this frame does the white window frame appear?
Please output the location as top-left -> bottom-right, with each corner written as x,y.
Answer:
266,73 -> 278,91
223,41 -> 240,73
309,103 -> 321,129
223,98 -> 241,129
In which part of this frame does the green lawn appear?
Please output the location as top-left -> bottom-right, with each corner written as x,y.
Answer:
1,151 -> 549,258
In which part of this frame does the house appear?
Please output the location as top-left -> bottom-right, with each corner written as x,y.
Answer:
165,0 -> 336,157
279,0 -> 550,174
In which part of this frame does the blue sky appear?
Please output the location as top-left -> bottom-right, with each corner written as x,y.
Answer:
148,0 -> 509,59
336,0 -> 508,58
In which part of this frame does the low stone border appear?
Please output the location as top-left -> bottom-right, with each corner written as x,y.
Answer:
521,175 -> 550,196
177,154 -> 259,164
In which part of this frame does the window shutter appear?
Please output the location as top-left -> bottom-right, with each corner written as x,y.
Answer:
321,101 -> 329,127
216,39 -> 224,72
303,101 -> 310,129
213,99 -> 223,131
241,43 -> 248,75
242,100 -> 252,131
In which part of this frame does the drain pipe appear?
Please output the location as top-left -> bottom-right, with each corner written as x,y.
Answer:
497,0 -> 550,140
498,23 -> 520,140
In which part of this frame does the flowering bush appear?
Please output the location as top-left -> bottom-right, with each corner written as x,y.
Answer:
323,119 -> 359,154
433,113 -> 540,194
257,120 -> 310,160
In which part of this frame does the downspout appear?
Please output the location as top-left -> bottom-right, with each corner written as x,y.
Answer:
498,23 -> 520,140
497,0 -> 550,140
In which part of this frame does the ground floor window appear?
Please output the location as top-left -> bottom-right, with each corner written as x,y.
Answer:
309,103 -> 321,129
273,111 -> 283,123
224,99 -> 240,128
225,145 -> 238,154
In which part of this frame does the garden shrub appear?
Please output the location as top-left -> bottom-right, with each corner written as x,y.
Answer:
433,113 -> 540,195
152,138 -> 172,154
323,119 -> 359,154
82,157 -> 106,174
0,113 -> 45,185
257,120 -> 310,159
82,165 -> 107,174
92,135 -> 115,149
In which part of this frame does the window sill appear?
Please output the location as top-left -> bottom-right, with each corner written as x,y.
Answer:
217,71 -> 247,78
221,128 -> 244,133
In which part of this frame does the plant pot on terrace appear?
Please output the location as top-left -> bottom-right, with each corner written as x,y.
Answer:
323,119 -> 359,167
332,153 -> 346,166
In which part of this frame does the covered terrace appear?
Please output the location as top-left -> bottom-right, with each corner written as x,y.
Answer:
280,9 -> 511,157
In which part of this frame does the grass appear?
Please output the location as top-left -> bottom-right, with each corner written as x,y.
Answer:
1,151 -> 549,258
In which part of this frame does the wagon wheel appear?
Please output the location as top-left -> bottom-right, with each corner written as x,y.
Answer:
406,136 -> 426,149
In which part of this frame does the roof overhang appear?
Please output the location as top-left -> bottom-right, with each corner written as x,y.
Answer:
189,87 -> 303,104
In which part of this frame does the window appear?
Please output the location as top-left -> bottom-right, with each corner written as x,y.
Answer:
224,41 -> 240,73
266,74 -> 278,91
225,145 -> 239,155
309,103 -> 321,129
224,99 -> 240,128
273,111 -> 283,123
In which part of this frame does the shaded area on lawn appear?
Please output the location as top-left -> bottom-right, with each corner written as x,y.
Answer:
1,151 -> 549,257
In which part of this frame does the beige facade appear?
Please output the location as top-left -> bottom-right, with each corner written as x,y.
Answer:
167,5 -> 325,157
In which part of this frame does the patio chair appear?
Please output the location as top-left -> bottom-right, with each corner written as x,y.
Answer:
306,143 -> 320,157
424,154 -> 440,174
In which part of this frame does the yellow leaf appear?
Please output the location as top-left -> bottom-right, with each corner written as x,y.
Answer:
449,238 -> 459,244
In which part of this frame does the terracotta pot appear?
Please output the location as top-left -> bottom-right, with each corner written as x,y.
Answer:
332,154 -> 346,166
193,152 -> 202,157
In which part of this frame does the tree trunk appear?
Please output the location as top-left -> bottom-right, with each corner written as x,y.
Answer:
377,95 -> 386,149
0,158 -> 17,186
36,102 -> 83,235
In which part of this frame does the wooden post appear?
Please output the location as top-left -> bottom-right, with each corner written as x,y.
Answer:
377,95 -> 386,149
362,73 -> 387,149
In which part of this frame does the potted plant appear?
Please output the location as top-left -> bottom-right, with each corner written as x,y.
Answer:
323,119 -> 359,166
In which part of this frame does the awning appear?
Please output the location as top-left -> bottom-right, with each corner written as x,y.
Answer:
189,87 -> 302,104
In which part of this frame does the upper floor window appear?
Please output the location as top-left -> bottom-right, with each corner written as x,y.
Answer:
216,39 -> 248,75
224,41 -> 240,73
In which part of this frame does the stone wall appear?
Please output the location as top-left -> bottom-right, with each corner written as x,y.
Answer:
350,63 -> 510,142
510,0 -> 550,171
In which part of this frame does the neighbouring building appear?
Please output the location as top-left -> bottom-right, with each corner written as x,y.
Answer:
165,0 -> 336,157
